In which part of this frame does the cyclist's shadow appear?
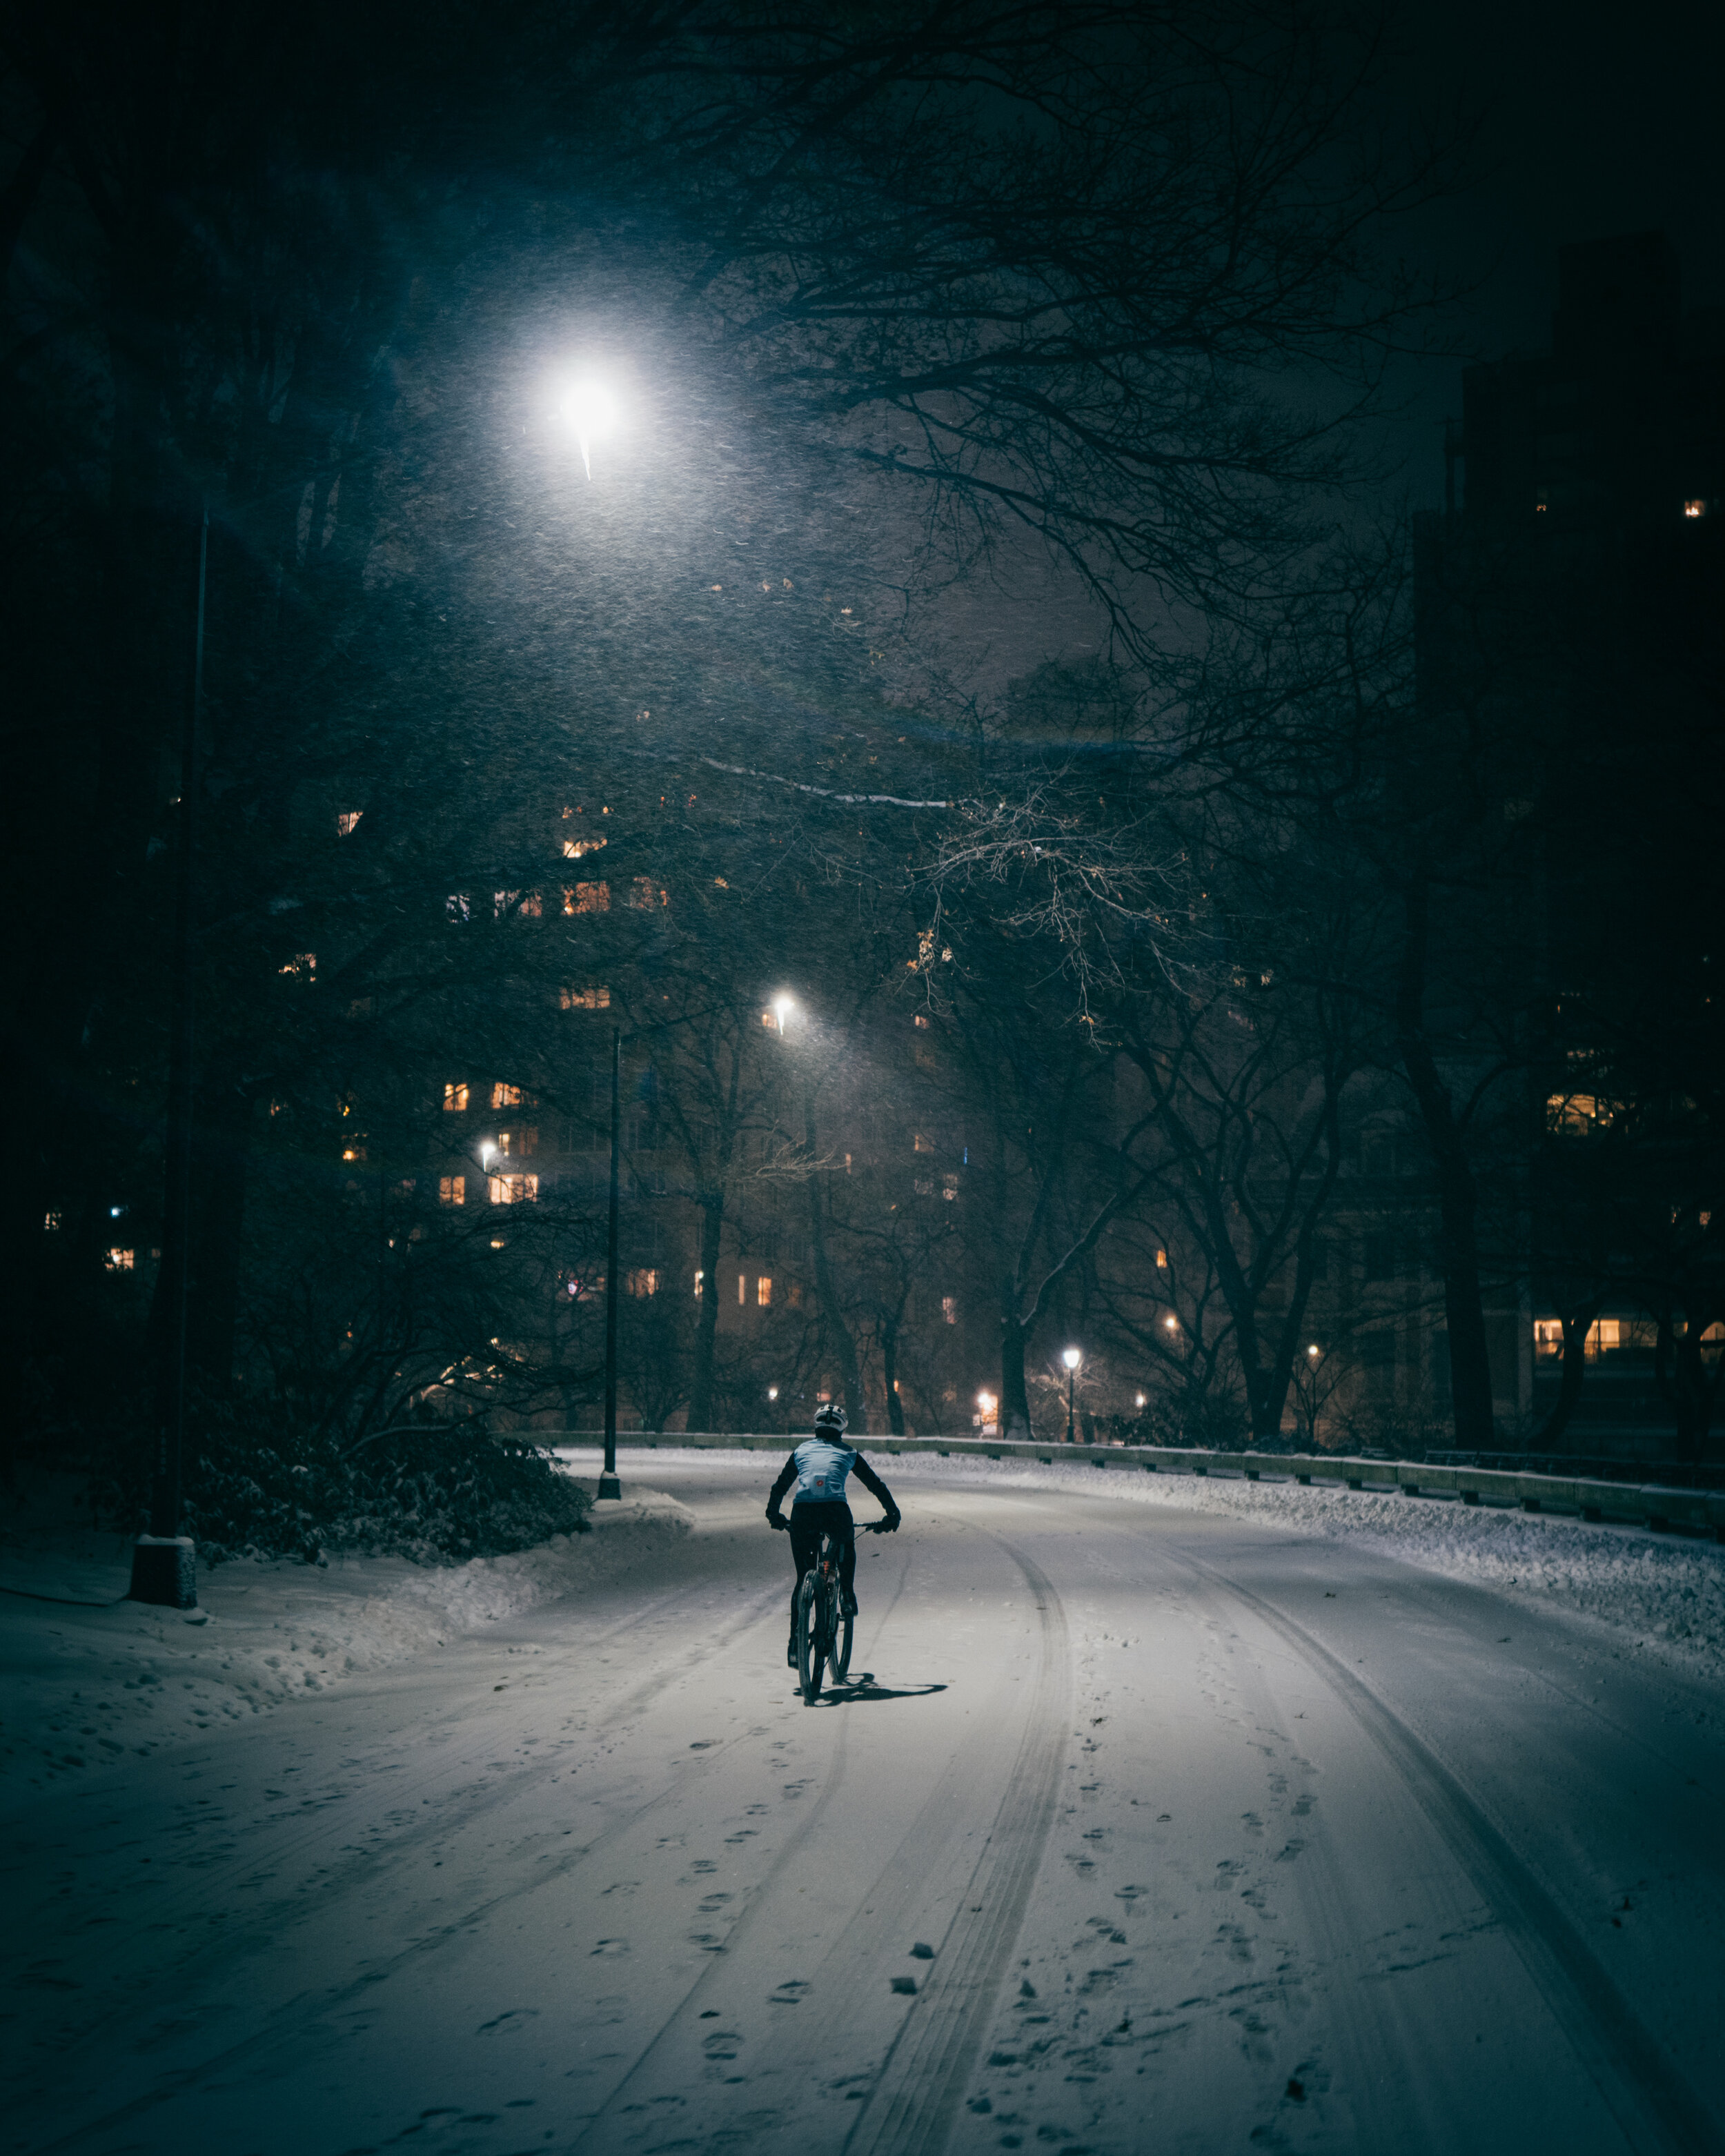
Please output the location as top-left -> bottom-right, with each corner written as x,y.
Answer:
811,1679 -> 948,1705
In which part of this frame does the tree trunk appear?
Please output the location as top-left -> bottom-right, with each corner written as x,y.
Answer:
1395,877 -> 1497,1447
687,1194 -> 725,1430
880,1316 -> 905,1435
188,1053 -> 255,1385
1657,1309 -> 1725,1464
998,1303 -> 1032,1437
804,1092 -> 865,1431
1530,1303 -> 1597,1452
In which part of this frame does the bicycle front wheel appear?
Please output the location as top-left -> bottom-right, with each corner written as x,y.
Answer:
796,1572 -> 824,1703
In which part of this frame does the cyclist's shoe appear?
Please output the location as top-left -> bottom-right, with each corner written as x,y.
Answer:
840,1588 -> 858,1617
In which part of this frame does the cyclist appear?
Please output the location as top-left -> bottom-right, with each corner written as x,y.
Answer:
766,1403 -> 900,1666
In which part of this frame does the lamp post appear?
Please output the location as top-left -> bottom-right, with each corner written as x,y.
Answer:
130,502 -> 208,1612
600,1026 -> 622,1499
1062,1345 -> 1082,1445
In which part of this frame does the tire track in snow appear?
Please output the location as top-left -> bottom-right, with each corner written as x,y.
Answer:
17,1572 -> 789,2152
840,1532 -> 1070,2156
1184,1553 -> 1718,2156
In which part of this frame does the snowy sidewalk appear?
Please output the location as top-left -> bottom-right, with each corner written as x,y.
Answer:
0,1481 -> 693,1797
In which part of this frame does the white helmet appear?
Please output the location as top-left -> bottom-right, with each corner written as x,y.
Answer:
813,1402 -> 848,1435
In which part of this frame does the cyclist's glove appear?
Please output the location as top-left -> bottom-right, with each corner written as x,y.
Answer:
882,1511 -> 901,1533
766,1508 -> 789,1532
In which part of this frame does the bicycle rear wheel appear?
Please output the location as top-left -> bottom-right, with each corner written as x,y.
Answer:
829,1581 -> 854,1684
796,1572 -> 824,1703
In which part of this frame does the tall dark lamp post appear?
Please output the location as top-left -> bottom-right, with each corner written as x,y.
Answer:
1063,1345 -> 1081,1445
130,504 -> 208,1610
599,1026 -> 622,1499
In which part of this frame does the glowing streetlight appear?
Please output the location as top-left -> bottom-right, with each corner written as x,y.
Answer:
767,1385 -> 779,1401
561,379 -> 618,481
1307,1343 -> 1321,1360
771,993 -> 796,1032
1135,1391 -> 1147,1408
1061,1346 -> 1081,1444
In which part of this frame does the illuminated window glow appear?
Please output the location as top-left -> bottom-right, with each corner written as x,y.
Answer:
942,1295 -> 957,1325
565,882 -> 610,914
105,1247 -> 135,1271
487,1173 -> 538,1205
560,984 -> 611,1009
1683,498 -> 1708,519
444,1082 -> 469,1111
758,1276 -> 773,1307
562,835 -> 607,859
627,1268 -> 660,1297
439,1175 -> 465,1205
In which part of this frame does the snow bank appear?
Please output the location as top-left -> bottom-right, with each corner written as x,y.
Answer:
0,1481 -> 692,1797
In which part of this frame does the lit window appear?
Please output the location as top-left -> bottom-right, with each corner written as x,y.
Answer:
518,891 -> 542,918
494,890 -> 520,918
336,810 -> 362,835
279,952 -> 316,978
565,882 -> 610,914
627,1268 -> 660,1296
1535,489 -> 1548,513
446,893 -> 470,922
843,1153 -> 852,1174
942,1295 -> 957,1325
492,1082 -> 524,1109
914,1013 -> 929,1029
44,1209 -> 63,1232
439,1176 -> 465,1206
497,1127 -> 538,1156
560,984 -> 611,1009
628,877 -> 668,909
943,1173 -> 958,1200
487,1173 -> 538,1204
758,1276 -> 773,1307
693,1269 -> 704,1299
1683,498 -> 1708,519
444,1082 -> 469,1111
1155,1248 -> 1168,1269
562,835 -> 607,859
105,1248 -> 135,1272
738,1273 -> 747,1305
914,1132 -> 934,1153
341,1145 -> 366,1163
1546,1091 -> 1615,1134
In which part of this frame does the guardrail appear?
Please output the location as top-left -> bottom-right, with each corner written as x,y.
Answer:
552,1430 -> 1725,1541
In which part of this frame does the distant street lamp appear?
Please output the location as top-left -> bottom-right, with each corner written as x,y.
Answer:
1062,1346 -> 1082,1444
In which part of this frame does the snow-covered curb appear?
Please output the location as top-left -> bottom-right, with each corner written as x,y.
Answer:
0,1483 -> 693,1796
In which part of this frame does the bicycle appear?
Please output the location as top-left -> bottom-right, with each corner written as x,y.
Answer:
795,1521 -> 886,1703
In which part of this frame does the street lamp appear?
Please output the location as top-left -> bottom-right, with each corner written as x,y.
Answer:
1062,1346 -> 1081,1444
560,379 -> 617,482
771,993 -> 796,1032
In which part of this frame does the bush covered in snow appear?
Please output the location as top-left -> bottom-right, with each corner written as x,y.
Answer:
134,1408 -> 593,1566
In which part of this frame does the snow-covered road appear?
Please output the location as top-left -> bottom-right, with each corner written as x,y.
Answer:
4,1455 -> 1722,2156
